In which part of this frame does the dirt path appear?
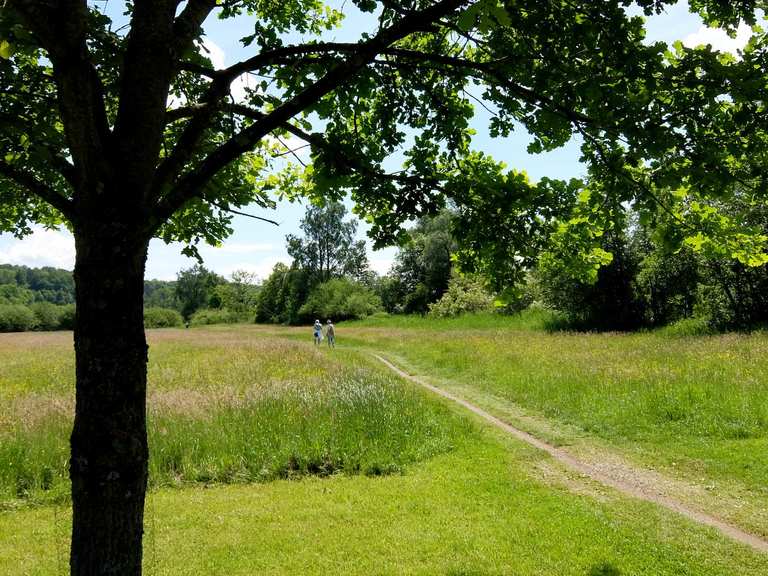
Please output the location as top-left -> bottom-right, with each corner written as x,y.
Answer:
373,354 -> 768,554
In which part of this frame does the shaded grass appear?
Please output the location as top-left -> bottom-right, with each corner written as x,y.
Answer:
3,426 -> 768,575
0,331 -> 459,506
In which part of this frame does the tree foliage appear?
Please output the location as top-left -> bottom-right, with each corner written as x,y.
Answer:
254,263 -> 308,324
2,0 -> 767,571
427,273 -> 493,318
384,210 -> 456,313
286,202 -> 369,284
174,264 -> 225,321
298,277 -> 382,322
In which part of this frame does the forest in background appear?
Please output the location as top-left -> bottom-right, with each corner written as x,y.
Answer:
3,198 -> 767,334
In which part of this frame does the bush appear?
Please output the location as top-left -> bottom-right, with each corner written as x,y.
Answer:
144,307 -> 183,329
189,308 -> 243,326
298,278 -> 382,322
30,302 -> 64,331
0,305 -> 37,332
655,316 -> 713,338
427,275 -> 493,318
635,247 -> 700,326
58,305 -> 76,330
535,229 -> 644,331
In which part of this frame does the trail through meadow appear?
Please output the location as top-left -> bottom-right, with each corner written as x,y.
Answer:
371,352 -> 768,554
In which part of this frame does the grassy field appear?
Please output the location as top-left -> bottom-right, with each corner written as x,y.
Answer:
332,311 -> 768,535
1,323 -> 767,574
0,329 -> 459,506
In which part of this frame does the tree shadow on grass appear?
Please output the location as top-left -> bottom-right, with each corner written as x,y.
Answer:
588,562 -> 622,576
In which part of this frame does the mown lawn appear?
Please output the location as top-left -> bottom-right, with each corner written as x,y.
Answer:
1,324 -> 767,575
3,423 -> 768,575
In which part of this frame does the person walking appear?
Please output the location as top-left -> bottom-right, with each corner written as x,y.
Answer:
313,319 -> 323,346
325,319 -> 336,348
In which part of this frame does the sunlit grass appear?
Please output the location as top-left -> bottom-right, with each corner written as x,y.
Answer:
2,324 -> 767,575
338,314 -> 768,505
3,428 -> 768,576
0,330 -> 460,506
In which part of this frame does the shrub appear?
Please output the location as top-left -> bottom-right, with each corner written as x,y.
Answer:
535,229 -> 644,331
0,305 -> 37,332
189,308 -> 242,326
30,302 -> 64,331
57,305 -> 76,330
635,247 -> 700,326
144,307 -> 183,329
427,274 -> 493,318
298,278 -> 382,322
655,316 -> 713,338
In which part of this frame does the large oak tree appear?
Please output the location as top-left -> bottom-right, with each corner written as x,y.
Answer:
0,1 -> 765,574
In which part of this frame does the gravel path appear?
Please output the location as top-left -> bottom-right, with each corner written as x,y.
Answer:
373,354 -> 768,554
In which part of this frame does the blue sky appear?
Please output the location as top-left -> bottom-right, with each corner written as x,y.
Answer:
0,1 -> 754,280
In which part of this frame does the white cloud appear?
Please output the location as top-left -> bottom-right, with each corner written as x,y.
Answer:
216,257 -> 287,282
168,38 -> 228,110
198,38 -> 255,104
200,37 -> 226,70
231,74 -> 253,104
683,22 -> 753,55
369,257 -> 394,276
0,227 -> 76,270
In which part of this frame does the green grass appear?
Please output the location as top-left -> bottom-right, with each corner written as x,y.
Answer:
0,330 -> 459,506
3,425 -> 768,575
354,307 -> 562,331
339,313 -> 768,470
2,324 -> 767,575
330,313 -> 768,533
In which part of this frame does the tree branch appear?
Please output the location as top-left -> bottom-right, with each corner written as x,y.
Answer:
8,0 -> 112,189
0,160 -> 76,222
208,199 -> 279,226
150,0 -> 469,229
0,111 -> 78,187
113,0 -> 182,199
172,0 -> 217,56
166,41 -> 596,193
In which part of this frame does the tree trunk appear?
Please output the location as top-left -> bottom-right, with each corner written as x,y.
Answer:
70,230 -> 150,576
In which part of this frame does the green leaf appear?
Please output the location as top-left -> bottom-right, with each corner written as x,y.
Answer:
0,40 -> 15,60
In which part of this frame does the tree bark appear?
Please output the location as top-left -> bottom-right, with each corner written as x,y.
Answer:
70,229 -> 150,576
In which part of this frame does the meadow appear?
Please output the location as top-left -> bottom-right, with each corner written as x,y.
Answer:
1,321 -> 768,574
0,329 -> 457,506
338,311 -> 768,535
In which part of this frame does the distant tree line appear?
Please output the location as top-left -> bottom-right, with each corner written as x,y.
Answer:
0,261 -> 260,332
264,201 -> 768,333
0,264 -> 75,331
530,207 -> 768,332
255,202 -> 380,324
255,203 -> 492,325
4,200 -> 766,334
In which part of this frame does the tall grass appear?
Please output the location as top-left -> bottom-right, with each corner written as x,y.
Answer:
339,314 -> 768,492
350,307 -> 563,331
0,332 -> 461,507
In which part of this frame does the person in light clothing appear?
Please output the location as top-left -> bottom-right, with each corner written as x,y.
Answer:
325,320 -> 335,348
313,319 -> 322,346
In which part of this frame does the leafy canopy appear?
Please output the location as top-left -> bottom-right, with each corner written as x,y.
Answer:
0,0 -> 766,287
